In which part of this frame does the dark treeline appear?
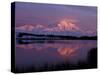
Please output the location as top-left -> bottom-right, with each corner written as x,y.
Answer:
15,48 -> 97,73
17,32 -> 97,40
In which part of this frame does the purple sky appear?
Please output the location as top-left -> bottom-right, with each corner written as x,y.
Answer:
15,2 -> 97,36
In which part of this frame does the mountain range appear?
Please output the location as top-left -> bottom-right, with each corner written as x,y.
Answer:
16,19 -> 96,37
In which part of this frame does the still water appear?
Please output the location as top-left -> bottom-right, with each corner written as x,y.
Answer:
15,40 -> 97,72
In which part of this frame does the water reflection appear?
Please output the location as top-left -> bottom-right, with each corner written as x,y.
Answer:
58,47 -> 76,57
15,40 -> 97,73
16,40 -> 96,57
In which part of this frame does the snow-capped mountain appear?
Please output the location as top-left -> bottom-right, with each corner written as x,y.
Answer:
15,19 -> 96,36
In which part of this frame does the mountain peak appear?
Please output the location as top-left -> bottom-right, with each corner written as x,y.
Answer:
15,19 -> 96,36
16,25 -> 35,31
57,19 -> 79,31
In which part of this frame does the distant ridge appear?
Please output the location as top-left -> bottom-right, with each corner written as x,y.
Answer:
16,32 -> 97,40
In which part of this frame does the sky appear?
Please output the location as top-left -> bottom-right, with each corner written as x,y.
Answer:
15,2 -> 97,36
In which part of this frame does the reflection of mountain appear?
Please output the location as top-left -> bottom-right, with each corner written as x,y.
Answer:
16,44 -> 77,57
58,47 -> 77,57
16,40 -> 96,58
15,48 -> 97,73
16,19 -> 96,36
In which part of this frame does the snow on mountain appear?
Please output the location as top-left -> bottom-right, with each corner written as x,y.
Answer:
16,25 -> 35,31
15,19 -> 95,36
